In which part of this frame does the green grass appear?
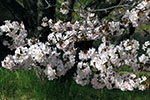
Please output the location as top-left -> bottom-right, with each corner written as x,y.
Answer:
0,67 -> 150,100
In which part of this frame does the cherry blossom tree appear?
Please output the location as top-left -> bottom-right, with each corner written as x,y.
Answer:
0,0 -> 150,91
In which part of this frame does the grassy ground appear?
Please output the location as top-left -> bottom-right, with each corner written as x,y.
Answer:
0,67 -> 150,100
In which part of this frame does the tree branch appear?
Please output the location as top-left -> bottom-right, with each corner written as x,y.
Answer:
84,0 -> 121,19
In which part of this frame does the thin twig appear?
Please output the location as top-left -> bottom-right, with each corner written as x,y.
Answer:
86,4 -> 130,12
45,0 -> 54,9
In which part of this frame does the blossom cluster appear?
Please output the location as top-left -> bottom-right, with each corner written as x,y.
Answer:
60,1 -> 69,15
0,0 -> 150,91
2,41 -> 75,80
123,0 -> 150,27
0,20 -> 27,50
75,39 -> 150,91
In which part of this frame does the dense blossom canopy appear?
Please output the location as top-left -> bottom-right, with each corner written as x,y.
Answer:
0,0 -> 150,91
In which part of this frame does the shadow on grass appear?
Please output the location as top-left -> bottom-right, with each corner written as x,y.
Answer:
0,67 -> 150,100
